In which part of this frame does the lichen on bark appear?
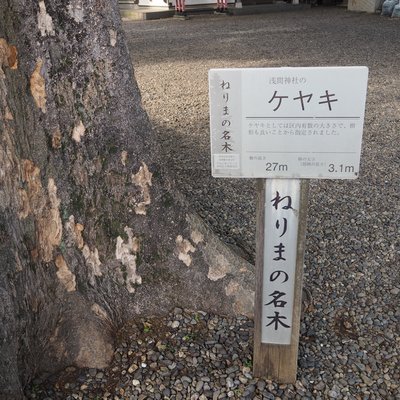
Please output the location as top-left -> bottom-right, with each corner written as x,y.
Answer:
30,59 -> 47,113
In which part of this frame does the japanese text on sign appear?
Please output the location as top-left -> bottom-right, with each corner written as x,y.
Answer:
220,80 -> 233,153
262,180 -> 300,344
268,90 -> 338,112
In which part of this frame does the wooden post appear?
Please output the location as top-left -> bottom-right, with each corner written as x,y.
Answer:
253,178 -> 309,383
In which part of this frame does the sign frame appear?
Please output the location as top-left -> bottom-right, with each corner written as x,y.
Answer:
209,66 -> 369,180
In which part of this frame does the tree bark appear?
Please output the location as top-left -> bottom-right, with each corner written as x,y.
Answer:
0,0 -> 254,397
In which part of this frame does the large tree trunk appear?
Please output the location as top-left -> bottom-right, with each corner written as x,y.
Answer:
0,1 -> 254,397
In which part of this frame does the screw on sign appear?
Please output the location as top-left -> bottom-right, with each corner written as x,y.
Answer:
209,67 -> 368,382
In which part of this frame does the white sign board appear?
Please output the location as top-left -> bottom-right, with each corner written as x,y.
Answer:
209,67 -> 369,179
262,179 -> 300,344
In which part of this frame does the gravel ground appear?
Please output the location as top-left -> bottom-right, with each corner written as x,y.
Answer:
27,8 -> 399,400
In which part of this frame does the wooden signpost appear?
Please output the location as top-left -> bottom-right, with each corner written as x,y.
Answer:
209,67 -> 368,382
253,178 -> 309,382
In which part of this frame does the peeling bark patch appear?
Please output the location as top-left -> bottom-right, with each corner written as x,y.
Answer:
68,0 -> 84,23
109,29 -> 117,47
20,162 -> 62,261
5,107 -> 13,120
37,178 -> 63,262
0,39 -> 18,74
72,120 -> 85,142
91,303 -> 110,322
121,150 -> 127,166
48,178 -> 60,210
191,230 -> 204,245
207,254 -> 230,281
22,160 -> 42,208
55,255 -> 76,292
82,245 -> 102,283
38,0 -> 55,36
52,128 -> 62,149
225,281 -> 254,317
20,159 -> 43,218
0,39 -> 9,74
8,46 -> 18,69
0,127 -> 19,211
15,251 -> 23,272
115,227 -> 142,293
132,162 -> 152,215
66,216 -> 102,284
18,189 -> 31,219
65,215 -> 84,249
30,59 -> 47,113
225,280 -> 239,296
176,235 -> 196,267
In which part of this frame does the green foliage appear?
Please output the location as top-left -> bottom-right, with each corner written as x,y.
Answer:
143,322 -> 152,333
243,359 -> 253,369
183,332 -> 197,342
